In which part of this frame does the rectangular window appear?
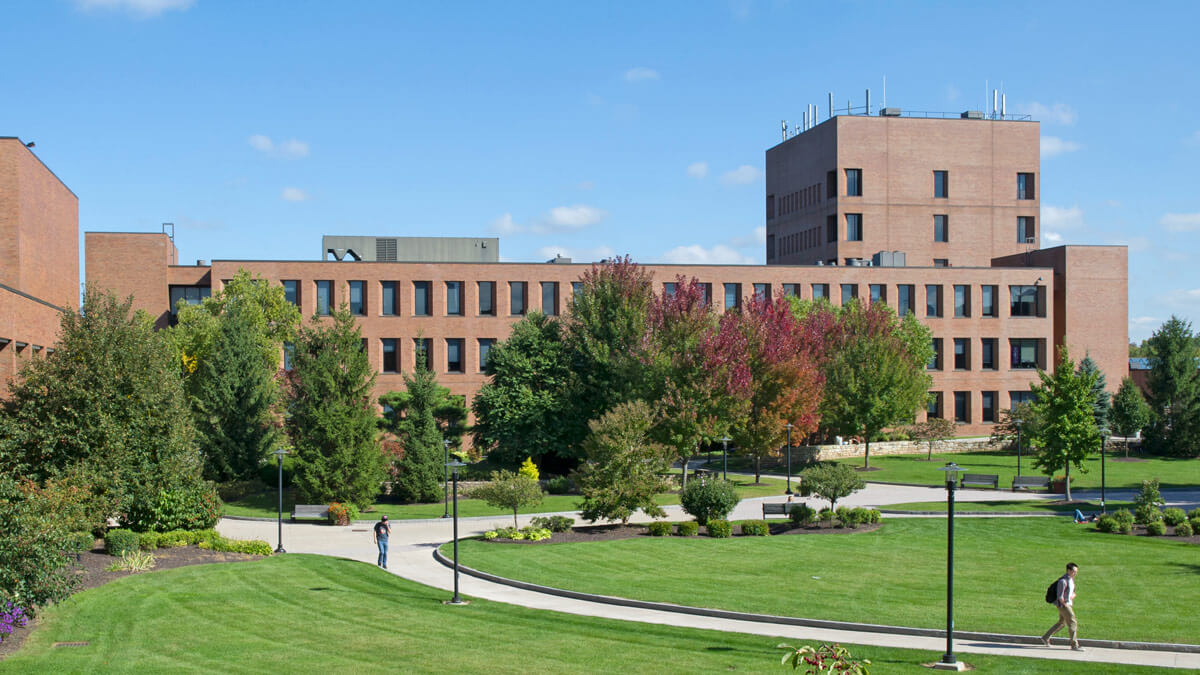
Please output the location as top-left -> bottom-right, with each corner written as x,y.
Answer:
826,170 -> 837,199
934,170 -> 949,198
446,338 -> 464,373
812,283 -> 829,300
954,392 -> 970,423
826,214 -> 837,243
897,285 -> 914,317
767,234 -> 775,260
1018,216 -> 1036,243
168,285 -> 211,317
869,284 -> 886,304
934,215 -> 948,242
283,342 -> 295,371
724,283 -> 741,310
478,281 -> 495,315
1009,285 -> 1040,317
981,338 -> 998,370
446,281 -> 463,316
478,339 -> 496,371
381,281 -> 398,316
572,281 -> 584,298
766,194 -> 775,220
1010,391 -> 1035,408
953,338 -> 970,370
663,282 -> 677,297
933,258 -> 949,267
981,285 -> 997,317
845,168 -> 862,197
841,283 -> 858,304
541,281 -> 559,316
928,392 -> 943,419
315,280 -> 332,316
349,281 -> 365,316
928,338 -> 943,370
981,391 -> 997,423
782,283 -> 799,297
954,285 -> 970,317
699,283 -> 712,306
415,338 -> 433,372
510,281 -> 527,316
1017,173 -> 1035,200
846,213 -> 863,241
282,280 -> 299,306
1010,338 -> 1042,369
925,284 -> 942,317
413,281 -> 431,316
381,338 -> 398,373
753,283 -> 770,301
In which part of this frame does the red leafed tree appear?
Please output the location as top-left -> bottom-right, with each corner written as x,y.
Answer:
704,291 -> 825,483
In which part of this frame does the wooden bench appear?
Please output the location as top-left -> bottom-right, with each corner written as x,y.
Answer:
1011,475 -> 1051,492
762,502 -> 797,519
959,473 -> 999,489
291,505 -> 330,521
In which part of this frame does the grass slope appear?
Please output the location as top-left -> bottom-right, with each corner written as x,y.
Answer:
454,517 -> 1200,644
884,500 -> 1135,513
0,555 -> 1171,674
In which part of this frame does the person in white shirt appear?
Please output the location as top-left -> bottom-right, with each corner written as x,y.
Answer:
1042,562 -> 1082,651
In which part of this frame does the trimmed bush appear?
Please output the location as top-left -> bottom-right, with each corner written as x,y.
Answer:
647,521 -> 672,537
1095,515 -> 1119,533
817,507 -> 833,524
520,526 -> 552,541
1176,521 -> 1194,537
531,515 -> 574,533
864,508 -> 882,524
1135,504 -> 1162,526
198,535 -> 273,556
1146,520 -> 1166,536
834,507 -> 857,528
675,521 -> 699,537
1190,508 -> 1200,520
137,531 -> 160,550
788,503 -> 816,527
706,519 -> 732,538
1190,517 -> 1200,532
740,520 -> 769,536
1162,508 -> 1187,527
679,480 -> 739,526
105,530 -> 140,556
122,483 -> 221,532
1112,508 -> 1135,528
1118,520 -> 1133,535
544,476 -> 573,495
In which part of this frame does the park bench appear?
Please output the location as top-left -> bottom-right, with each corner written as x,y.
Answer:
1011,475 -> 1051,492
959,473 -> 999,489
291,505 -> 330,521
762,502 -> 797,519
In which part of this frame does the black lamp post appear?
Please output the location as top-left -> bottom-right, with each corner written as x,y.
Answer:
1014,417 -> 1023,478
935,462 -> 966,671
442,439 -> 451,519
720,436 -> 731,481
444,459 -> 468,605
1100,428 -> 1109,514
273,448 -> 288,554
785,422 -> 794,495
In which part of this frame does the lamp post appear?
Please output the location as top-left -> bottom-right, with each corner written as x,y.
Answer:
444,459 -> 468,605
1013,417 -> 1022,478
273,448 -> 288,554
935,462 -> 966,671
785,422 -> 794,495
720,436 -> 731,481
442,439 -> 451,519
1100,428 -> 1109,514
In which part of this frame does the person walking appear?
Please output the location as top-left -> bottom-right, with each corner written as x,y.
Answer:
1042,562 -> 1082,651
373,515 -> 391,569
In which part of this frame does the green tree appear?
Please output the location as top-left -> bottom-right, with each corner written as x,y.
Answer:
0,477 -> 78,614
575,401 -> 673,524
1110,377 -> 1151,455
0,288 -> 204,524
287,308 -> 384,509
908,417 -> 957,460
471,312 -> 572,468
1076,354 -> 1111,432
678,479 -> 740,525
380,352 -> 444,503
989,401 -> 1043,456
1030,348 -> 1099,501
800,463 -> 865,519
470,470 -> 544,528
1144,316 -> 1200,457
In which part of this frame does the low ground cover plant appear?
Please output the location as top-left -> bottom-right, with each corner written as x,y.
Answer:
778,642 -> 870,674
482,526 -> 552,541
105,551 -> 156,573
0,600 -> 28,645
198,535 -> 273,555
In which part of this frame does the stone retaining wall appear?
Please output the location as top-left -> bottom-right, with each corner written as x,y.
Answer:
792,436 -> 1136,462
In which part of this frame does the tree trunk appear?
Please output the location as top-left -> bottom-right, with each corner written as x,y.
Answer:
928,440 -> 933,461
755,454 -> 761,483
864,437 -> 871,469
512,508 -> 519,529
1064,462 -> 1072,502
680,454 -> 689,492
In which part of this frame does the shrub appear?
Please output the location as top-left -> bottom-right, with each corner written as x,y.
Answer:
69,531 -> 96,554
1095,515 -> 1118,533
518,457 -> 540,480
1146,520 -> 1166,536
1118,520 -> 1133,535
197,536 -> 273,556
486,526 -> 521,540
1134,504 -> 1162,526
257,454 -> 295,488
544,476 -> 573,495
104,550 -> 156,573
105,529 -> 140,556
740,520 -> 769,536
706,519 -> 732,538
647,521 -> 672,537
122,483 -> 222,532
817,507 -> 834,524
779,642 -> 870,674
679,479 -> 739,526
1,600 -> 29,644
137,531 -> 160,550
1190,517 -> 1200,532
327,502 -> 350,526
216,479 -> 268,503
788,503 -> 816,527
1112,508 -> 1135,527
520,526 -> 552,541
530,515 -> 574,533
1176,521 -> 1194,537
834,507 -> 857,528
1162,507 -> 1187,526
864,509 -> 882,524
675,521 -> 699,537
1190,508 -> 1200,520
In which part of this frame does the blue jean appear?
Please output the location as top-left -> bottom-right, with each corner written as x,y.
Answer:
377,539 -> 389,567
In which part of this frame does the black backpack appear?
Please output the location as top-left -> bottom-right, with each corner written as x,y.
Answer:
1045,578 -> 1061,604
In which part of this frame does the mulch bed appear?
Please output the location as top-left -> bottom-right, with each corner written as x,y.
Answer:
486,520 -> 882,544
1095,524 -> 1200,545
0,541 -> 261,661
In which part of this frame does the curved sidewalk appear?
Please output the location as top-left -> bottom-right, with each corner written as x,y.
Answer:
218,484 -> 1200,670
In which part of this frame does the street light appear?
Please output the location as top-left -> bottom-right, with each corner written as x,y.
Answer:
1100,427 -> 1109,514
272,448 -> 288,554
444,459 -> 468,606
442,439 -> 452,519
1013,416 -> 1023,478
720,436 -> 731,481
785,422 -> 794,495
935,462 -> 966,672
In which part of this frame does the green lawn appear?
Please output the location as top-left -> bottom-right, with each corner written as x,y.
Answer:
0,554 -> 1172,674
453,517 -> 1200,644
222,474 -> 788,520
883,500 -> 1136,513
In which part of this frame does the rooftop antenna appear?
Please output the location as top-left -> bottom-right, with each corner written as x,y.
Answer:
803,108 -> 808,131
865,89 -> 870,115
992,89 -> 998,118
781,119 -> 787,141
1001,93 -> 1006,118
828,92 -> 833,119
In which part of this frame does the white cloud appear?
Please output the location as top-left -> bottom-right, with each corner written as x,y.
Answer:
1159,288 -> 1200,307
719,165 -> 762,185
1042,205 -> 1086,230
538,205 -> 607,232
533,245 -> 616,263
686,162 -> 708,179
489,213 -> 521,235
1019,102 -> 1077,125
728,226 -> 766,248
624,67 -> 660,82
248,135 -> 309,159
660,244 -> 756,265
1041,136 -> 1082,158
75,0 -> 193,17
1043,232 -> 1063,244
1130,316 -> 1159,326
1160,212 -> 1200,232
281,187 -> 309,202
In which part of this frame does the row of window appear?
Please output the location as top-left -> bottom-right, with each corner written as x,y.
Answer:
284,279 -> 579,318
284,337 -> 498,375
768,214 -> 1038,259
929,390 -> 1035,424
928,337 -> 1045,371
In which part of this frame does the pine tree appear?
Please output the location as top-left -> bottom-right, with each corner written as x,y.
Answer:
1144,316 -> 1200,457
1110,377 -> 1151,453
1076,354 -> 1111,432
387,351 -> 445,503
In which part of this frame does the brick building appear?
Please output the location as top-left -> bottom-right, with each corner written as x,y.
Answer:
0,137 -> 78,396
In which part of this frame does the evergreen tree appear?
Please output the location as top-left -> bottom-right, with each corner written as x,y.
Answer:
1076,354 -> 1111,432
1144,316 -> 1200,457
1110,377 -> 1151,452
287,308 -> 384,509
1030,347 -> 1100,501
384,351 -> 445,503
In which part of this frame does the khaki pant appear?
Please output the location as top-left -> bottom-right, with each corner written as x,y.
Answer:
1042,603 -> 1078,646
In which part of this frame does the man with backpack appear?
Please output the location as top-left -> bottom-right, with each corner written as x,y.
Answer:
1041,562 -> 1082,650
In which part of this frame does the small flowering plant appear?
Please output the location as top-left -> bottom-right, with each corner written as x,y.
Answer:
778,642 -> 870,674
1,600 -> 29,644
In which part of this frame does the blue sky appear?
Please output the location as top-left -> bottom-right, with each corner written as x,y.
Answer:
3,0 -> 1197,342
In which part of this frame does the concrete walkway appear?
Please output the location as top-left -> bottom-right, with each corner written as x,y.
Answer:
219,482 -> 1200,669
